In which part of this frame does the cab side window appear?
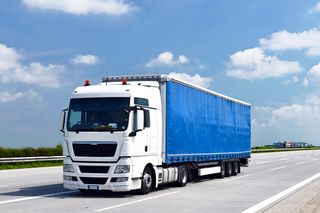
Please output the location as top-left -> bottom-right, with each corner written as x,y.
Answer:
134,98 -> 149,106
134,98 -> 150,128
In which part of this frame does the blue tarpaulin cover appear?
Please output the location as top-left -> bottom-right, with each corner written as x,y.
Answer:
165,81 -> 251,164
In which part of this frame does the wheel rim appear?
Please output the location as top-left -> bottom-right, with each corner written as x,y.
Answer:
143,172 -> 152,188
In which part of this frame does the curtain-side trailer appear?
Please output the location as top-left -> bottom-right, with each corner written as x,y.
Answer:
60,74 -> 251,194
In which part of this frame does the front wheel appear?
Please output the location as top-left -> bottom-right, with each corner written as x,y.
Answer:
139,167 -> 154,194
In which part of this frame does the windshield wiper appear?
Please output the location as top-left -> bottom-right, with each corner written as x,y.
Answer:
93,125 -> 115,131
123,108 -> 130,114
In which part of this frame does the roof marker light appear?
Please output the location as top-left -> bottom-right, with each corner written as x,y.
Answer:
84,80 -> 90,86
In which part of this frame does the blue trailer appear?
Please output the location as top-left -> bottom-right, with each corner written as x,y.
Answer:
165,80 -> 251,164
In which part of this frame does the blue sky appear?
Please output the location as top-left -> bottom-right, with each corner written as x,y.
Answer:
1,0 -> 320,147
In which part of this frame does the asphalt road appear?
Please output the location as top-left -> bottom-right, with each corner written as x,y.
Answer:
0,150 -> 320,213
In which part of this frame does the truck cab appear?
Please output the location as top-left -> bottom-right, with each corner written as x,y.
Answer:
61,78 -> 163,193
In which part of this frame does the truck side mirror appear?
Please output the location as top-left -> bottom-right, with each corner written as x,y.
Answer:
134,109 -> 145,132
59,109 -> 67,132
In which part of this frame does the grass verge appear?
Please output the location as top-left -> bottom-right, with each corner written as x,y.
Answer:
0,160 -> 63,170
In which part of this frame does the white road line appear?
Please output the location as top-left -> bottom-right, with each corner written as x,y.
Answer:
223,174 -> 253,182
270,166 -> 286,171
241,172 -> 320,213
0,191 -> 76,205
294,156 -> 302,159
0,185 -> 8,188
95,191 -> 180,212
280,158 -> 288,161
255,161 -> 271,165
296,162 -> 305,165
311,158 -> 318,161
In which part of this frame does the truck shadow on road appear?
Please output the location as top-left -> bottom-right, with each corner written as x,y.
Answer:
0,174 -> 230,199
0,184 -> 66,197
0,183 -> 173,199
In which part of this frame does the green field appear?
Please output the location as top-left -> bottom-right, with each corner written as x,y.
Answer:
0,145 -> 63,170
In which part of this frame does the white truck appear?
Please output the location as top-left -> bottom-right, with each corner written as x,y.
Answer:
59,74 -> 251,194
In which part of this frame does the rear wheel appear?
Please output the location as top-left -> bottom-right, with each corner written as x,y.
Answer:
177,165 -> 188,187
231,161 -> 238,176
218,162 -> 226,178
139,166 -> 154,194
225,161 -> 232,177
236,161 -> 241,174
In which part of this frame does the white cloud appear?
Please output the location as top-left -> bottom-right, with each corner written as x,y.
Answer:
252,94 -> 320,146
0,44 -> 20,71
168,72 -> 212,88
0,43 -> 64,88
310,2 -> 320,13
226,47 -> 302,80
177,55 -> 189,64
302,63 -> 320,86
0,90 -> 41,103
23,0 -> 136,16
283,76 -> 299,85
260,29 -> 320,56
72,54 -> 99,65
308,62 -> 320,80
145,51 -> 189,67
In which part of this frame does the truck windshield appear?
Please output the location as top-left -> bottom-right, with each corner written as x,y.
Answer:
67,98 -> 130,132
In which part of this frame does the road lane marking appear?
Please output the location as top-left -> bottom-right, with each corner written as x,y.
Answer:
241,171 -> 320,213
294,156 -> 302,159
270,166 -> 286,171
311,158 -> 318,161
280,158 -> 288,161
223,174 -> 253,182
95,191 -> 180,212
0,190 -> 76,205
0,185 -> 8,188
296,162 -> 305,165
255,161 -> 271,165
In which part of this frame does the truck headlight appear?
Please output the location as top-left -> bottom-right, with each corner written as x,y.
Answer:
114,165 -> 130,174
63,164 -> 74,173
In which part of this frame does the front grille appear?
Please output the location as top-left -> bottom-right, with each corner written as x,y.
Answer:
79,166 -> 110,174
73,143 -> 117,157
80,177 -> 108,185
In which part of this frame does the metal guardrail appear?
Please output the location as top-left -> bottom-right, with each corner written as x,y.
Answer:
0,156 -> 64,163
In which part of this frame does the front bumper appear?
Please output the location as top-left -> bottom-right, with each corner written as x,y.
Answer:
63,157 -> 141,192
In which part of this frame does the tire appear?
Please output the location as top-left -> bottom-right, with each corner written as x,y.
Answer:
231,161 -> 238,176
236,161 -> 241,174
177,165 -> 188,187
139,166 -> 154,194
218,162 -> 226,178
225,161 -> 232,177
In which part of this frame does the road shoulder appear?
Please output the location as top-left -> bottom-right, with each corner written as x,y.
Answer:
264,176 -> 320,213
